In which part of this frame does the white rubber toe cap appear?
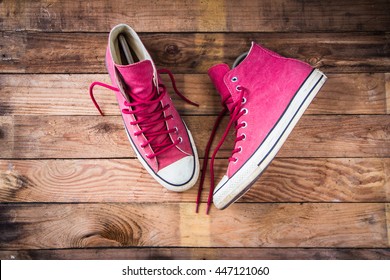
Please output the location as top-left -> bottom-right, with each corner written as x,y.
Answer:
157,155 -> 196,191
213,175 -> 229,209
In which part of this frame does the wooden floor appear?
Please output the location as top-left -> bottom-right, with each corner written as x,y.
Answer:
0,0 -> 389,260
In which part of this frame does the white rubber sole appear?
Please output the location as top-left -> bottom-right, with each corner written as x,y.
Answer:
213,69 -> 327,209
124,123 -> 200,192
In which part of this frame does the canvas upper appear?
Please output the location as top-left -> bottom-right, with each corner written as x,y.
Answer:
196,41 -> 326,213
208,42 -> 313,178
90,24 -> 199,191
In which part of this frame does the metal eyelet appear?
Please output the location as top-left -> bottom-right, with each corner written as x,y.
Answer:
240,108 -> 248,115
236,85 -> 242,91
231,77 -> 238,82
241,121 -> 247,128
175,127 -> 179,133
238,146 -> 243,153
241,133 -> 246,140
242,97 -> 247,104
233,158 -> 238,163
178,137 -> 183,143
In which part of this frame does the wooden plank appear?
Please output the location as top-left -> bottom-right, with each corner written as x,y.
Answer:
0,115 -> 388,159
0,203 -> 387,249
280,115 -> 390,158
0,158 -> 388,203
0,116 -> 13,158
387,204 -> 390,247
1,248 -> 390,260
386,73 -> 390,114
386,161 -> 390,203
8,115 -> 385,161
310,73 -> 387,115
1,0 -> 389,32
1,32 -> 389,74
242,158 -> 390,203
0,73 -> 387,116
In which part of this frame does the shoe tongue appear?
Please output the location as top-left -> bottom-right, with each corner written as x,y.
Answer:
116,59 -> 172,157
208,64 -> 234,112
115,60 -> 155,100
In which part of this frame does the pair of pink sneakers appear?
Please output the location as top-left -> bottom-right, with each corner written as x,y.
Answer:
89,24 -> 327,213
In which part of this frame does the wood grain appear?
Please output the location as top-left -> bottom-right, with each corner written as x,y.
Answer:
1,248 -> 390,260
1,0 -> 389,260
385,161 -> 390,202
0,158 -> 388,203
0,73 -> 387,116
0,203 -> 387,249
386,204 -> 390,247
1,0 -> 389,32
386,73 -> 390,114
1,32 -> 389,74
0,115 -> 388,159
0,116 -> 13,158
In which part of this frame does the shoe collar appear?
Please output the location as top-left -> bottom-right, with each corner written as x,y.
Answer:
208,42 -> 260,111
108,24 -> 159,102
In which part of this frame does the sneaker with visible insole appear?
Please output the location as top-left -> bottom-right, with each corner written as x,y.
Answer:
89,24 -> 199,191
197,42 -> 327,212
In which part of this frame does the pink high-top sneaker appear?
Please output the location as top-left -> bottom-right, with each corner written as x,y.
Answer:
197,42 -> 327,212
89,24 -> 199,191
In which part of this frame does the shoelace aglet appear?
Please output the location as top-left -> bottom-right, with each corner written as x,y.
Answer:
95,106 -> 104,116
89,89 -> 105,116
186,99 -> 199,107
195,166 -> 208,214
206,203 -> 211,215
205,181 -> 214,215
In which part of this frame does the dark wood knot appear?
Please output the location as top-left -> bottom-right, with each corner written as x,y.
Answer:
165,44 -> 180,55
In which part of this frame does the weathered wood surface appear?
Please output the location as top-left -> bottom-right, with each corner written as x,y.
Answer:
0,203 -> 387,249
1,0 -> 389,260
1,115 -> 388,159
1,0 -> 389,32
386,73 -> 390,114
1,32 -> 389,74
0,158 -> 388,203
0,73 -> 388,116
1,248 -> 390,260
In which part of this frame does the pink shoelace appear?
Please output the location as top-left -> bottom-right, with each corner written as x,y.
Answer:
196,87 -> 246,214
89,68 -> 198,159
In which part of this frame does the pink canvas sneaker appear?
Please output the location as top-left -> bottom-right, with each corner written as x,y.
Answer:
89,24 -> 199,191
197,42 -> 327,212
